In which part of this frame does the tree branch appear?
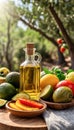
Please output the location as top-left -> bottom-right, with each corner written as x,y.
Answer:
49,4 -> 73,50
5,19 -> 12,70
19,16 -> 58,47
8,8 -> 58,46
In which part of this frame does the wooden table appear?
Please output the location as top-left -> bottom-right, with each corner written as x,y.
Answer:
0,108 -> 47,130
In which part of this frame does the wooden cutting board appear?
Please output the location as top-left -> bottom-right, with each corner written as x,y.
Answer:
0,108 -> 47,130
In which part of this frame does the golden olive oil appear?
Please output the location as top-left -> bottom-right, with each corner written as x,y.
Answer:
20,65 -> 40,100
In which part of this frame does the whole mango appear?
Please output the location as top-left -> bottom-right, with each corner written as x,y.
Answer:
40,74 -> 59,90
66,72 -> 74,83
53,86 -> 73,103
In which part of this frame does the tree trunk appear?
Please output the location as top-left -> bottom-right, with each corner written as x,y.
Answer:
69,46 -> 74,69
5,19 -> 12,70
57,47 -> 67,65
49,4 -> 74,69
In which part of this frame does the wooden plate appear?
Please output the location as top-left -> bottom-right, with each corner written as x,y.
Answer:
6,100 -> 47,117
40,98 -> 74,110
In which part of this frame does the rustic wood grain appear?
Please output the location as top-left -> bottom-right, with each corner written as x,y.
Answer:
0,108 -> 47,130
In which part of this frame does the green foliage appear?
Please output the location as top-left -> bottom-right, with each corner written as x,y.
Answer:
13,0 -> 74,39
0,0 -> 74,70
43,67 -> 65,81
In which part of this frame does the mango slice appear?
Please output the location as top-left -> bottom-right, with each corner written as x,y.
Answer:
9,102 -> 22,110
15,100 -> 39,111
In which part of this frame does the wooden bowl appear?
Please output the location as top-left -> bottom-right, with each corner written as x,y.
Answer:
6,100 -> 47,117
40,98 -> 74,110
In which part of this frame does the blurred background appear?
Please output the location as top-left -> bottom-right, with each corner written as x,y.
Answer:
0,0 -> 74,71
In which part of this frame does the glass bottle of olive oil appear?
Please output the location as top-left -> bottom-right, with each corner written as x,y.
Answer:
20,43 -> 41,100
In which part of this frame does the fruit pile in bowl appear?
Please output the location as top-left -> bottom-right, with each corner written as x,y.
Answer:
6,98 -> 47,117
40,67 -> 74,103
0,66 -> 74,110
0,66 -> 47,117
0,67 -> 21,107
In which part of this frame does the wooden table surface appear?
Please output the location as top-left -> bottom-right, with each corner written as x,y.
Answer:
0,108 -> 47,130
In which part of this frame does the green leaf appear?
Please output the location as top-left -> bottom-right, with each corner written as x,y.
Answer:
43,67 -> 65,81
43,67 -> 53,74
67,69 -> 74,74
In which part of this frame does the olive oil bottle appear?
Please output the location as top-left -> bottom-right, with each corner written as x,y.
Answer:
20,43 -> 41,100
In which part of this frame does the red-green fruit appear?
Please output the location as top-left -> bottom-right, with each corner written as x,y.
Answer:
53,86 -> 73,103
56,80 -> 74,96
60,46 -> 66,53
57,38 -> 63,44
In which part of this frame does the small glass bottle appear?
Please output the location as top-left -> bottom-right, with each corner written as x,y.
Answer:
20,43 -> 41,100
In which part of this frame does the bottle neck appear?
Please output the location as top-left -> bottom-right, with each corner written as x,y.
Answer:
25,54 -> 34,61
25,48 -> 35,61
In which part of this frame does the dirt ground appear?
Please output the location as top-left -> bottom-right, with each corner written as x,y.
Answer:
41,57 -> 71,72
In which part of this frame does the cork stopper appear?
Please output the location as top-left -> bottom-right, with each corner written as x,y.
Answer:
26,43 -> 34,55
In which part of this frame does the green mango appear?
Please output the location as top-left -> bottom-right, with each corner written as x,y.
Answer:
53,86 -> 73,103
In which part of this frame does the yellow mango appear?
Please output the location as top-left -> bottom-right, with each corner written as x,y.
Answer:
9,102 -> 22,110
40,74 -> 59,90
